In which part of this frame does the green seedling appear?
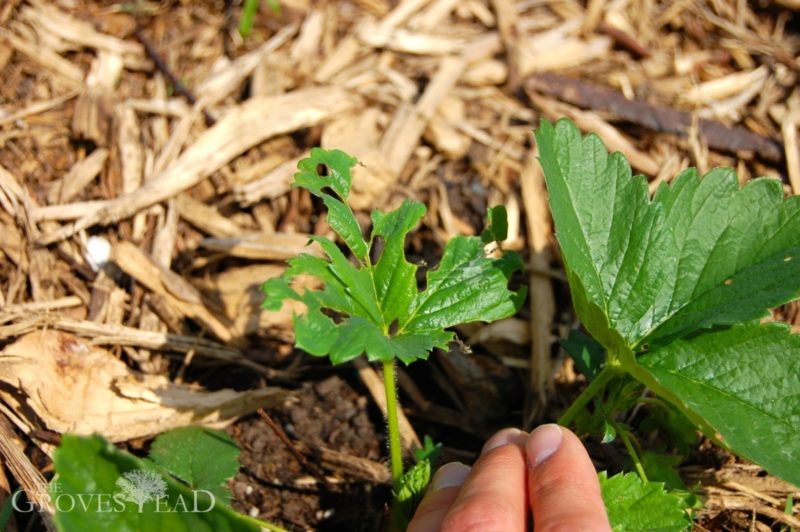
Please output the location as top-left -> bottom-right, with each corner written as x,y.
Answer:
239,0 -> 281,37
537,118 -> 800,529
262,149 -> 525,528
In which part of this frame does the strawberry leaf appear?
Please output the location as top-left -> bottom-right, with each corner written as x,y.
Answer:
536,118 -> 800,488
262,149 -> 525,365
638,322 -> 800,486
599,471 -> 691,531
536,119 -> 800,350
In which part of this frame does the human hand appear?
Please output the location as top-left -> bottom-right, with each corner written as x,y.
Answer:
407,424 -> 611,531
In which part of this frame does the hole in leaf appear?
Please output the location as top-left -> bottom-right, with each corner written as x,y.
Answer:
785,256 -> 793,262
388,319 -> 399,336
316,163 -> 330,177
724,279 -> 733,286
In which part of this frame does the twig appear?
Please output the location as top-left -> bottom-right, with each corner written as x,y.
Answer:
525,73 -> 785,162
256,408 -> 330,484
134,28 -> 216,127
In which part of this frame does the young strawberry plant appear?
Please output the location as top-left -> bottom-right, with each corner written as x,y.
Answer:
261,148 -> 526,528
537,118 -> 800,528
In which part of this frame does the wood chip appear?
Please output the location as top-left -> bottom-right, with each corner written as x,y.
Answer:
40,87 -> 361,244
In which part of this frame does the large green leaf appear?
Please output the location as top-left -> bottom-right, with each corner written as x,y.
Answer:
599,471 -> 691,531
148,427 -> 240,503
52,434 -> 282,532
535,119 -> 800,350
262,149 -> 525,365
638,322 -> 800,486
536,118 -> 800,487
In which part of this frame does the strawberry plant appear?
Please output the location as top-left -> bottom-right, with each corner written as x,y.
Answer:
261,148 -> 525,528
536,118 -> 800,528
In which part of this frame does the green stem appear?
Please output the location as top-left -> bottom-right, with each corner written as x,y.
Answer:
558,365 -> 616,426
612,421 -> 648,482
383,360 -> 404,486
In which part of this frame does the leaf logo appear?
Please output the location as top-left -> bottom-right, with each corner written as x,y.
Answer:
114,469 -> 168,512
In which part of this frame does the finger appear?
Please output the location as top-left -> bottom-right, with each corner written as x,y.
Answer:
439,428 -> 529,532
526,424 -> 610,532
407,462 -> 471,532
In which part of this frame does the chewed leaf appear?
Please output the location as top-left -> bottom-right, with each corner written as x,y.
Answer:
261,149 -> 524,365
294,149 -> 368,259
536,119 -> 800,349
294,148 -> 356,200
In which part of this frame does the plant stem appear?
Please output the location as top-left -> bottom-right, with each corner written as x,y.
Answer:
558,365 -> 616,426
612,421 -> 648,482
382,360 -> 404,486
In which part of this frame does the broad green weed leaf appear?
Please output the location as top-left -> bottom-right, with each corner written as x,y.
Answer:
52,434 -> 277,532
262,149 -> 525,365
148,427 -> 240,503
638,322 -> 800,486
599,471 -> 691,531
536,119 -> 800,349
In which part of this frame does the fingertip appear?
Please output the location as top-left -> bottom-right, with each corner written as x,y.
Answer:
526,423 -> 564,467
432,462 -> 471,490
482,427 -> 528,454
527,425 -> 611,531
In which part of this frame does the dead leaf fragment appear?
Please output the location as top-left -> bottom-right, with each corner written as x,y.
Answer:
0,331 -> 288,442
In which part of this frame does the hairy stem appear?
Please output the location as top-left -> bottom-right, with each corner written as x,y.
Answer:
383,360 -> 404,486
558,365 -> 616,426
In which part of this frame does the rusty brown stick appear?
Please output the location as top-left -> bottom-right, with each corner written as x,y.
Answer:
256,408 -> 310,469
525,73 -> 784,162
134,28 -> 216,127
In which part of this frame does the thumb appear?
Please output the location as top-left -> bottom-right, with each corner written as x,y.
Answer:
526,424 -> 611,531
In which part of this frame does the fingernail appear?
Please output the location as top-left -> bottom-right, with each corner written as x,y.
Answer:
433,462 -> 471,490
527,424 -> 563,467
482,427 -> 526,454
